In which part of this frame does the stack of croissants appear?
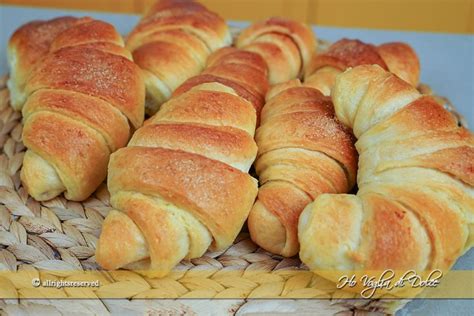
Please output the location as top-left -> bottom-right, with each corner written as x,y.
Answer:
5,0 -> 473,291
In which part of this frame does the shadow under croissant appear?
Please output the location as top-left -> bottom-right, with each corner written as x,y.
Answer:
0,73 -> 465,314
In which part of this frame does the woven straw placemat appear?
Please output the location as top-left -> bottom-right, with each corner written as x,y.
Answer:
0,72 -> 466,315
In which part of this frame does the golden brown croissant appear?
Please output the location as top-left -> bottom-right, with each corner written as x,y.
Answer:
8,18 -> 145,201
7,17 -> 83,110
305,38 -> 420,95
236,17 -> 316,85
299,65 -> 473,285
96,48 -> 268,277
249,80 -> 358,257
126,0 -> 232,115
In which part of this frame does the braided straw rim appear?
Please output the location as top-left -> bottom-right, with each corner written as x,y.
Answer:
2,70 -> 467,314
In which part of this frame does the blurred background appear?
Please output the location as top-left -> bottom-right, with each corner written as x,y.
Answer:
2,0 -> 473,33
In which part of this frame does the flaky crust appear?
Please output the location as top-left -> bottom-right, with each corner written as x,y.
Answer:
305,39 -> 420,95
203,63 -> 269,97
49,19 -> 125,52
126,0 -> 231,115
143,0 -> 208,20
96,47 -> 268,277
236,17 -> 316,84
307,39 -> 388,74
23,89 -> 130,152
129,11 -> 230,51
127,29 -> 209,62
174,48 -> 269,117
249,80 -> 357,256
206,47 -> 268,75
7,16 -> 84,110
242,34 -> 301,84
26,46 -> 144,128
151,87 -> 257,136
7,17 -> 133,111
173,74 -> 265,117
133,41 -> 203,92
21,111 -> 110,201
298,65 -> 473,289
376,42 -> 420,87
10,18 -> 145,201
108,147 -> 258,248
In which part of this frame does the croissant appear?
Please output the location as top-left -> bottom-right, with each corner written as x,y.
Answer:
126,0 -> 232,115
304,38 -> 420,96
96,48 -> 268,277
7,17 -> 83,110
249,80 -> 358,257
298,65 -> 473,285
9,18 -> 145,201
236,17 -> 316,85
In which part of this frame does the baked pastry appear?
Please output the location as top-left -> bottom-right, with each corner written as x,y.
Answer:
96,48 -> 268,277
10,18 -> 145,201
299,65 -> 473,285
126,0 -> 232,115
236,17 -> 316,85
249,79 -> 357,257
172,47 -> 269,122
305,39 -> 420,95
7,17 -> 83,110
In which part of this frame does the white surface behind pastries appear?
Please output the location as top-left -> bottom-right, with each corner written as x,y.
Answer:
0,5 -> 473,315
